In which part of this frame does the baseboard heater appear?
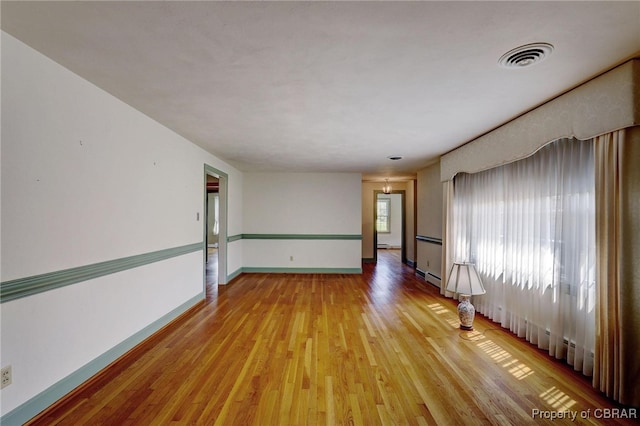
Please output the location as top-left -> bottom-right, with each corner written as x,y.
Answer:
503,314 -> 594,359
427,272 -> 441,287
416,269 -> 441,288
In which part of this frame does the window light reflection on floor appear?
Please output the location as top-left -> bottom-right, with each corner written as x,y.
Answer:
502,359 -> 534,380
447,310 -> 578,408
539,386 -> 577,411
462,330 -> 485,341
474,338 -> 535,381
427,303 -> 448,314
429,295 -> 540,383
477,339 -> 512,363
427,303 -> 460,328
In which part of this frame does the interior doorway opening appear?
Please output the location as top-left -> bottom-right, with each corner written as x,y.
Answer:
206,176 -> 220,292
204,165 -> 228,295
374,190 -> 406,265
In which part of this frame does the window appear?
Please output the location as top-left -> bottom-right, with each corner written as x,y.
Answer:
376,198 -> 390,233
452,138 -> 595,376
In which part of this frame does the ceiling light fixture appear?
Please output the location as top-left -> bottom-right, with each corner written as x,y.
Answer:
382,179 -> 392,194
499,42 -> 554,69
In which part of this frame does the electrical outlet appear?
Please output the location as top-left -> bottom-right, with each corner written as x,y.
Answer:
1,365 -> 12,389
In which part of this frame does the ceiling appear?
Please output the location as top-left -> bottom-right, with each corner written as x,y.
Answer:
2,1 -> 639,181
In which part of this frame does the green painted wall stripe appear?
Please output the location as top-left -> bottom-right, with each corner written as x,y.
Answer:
416,235 -> 443,245
227,234 -> 243,242
243,234 -> 362,240
228,234 -> 362,241
241,267 -> 362,274
0,243 -> 203,303
0,293 -> 203,426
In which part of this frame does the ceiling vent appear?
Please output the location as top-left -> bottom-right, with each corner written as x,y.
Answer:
499,43 -> 554,69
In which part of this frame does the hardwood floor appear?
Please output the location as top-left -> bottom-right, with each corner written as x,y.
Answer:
29,252 -> 635,425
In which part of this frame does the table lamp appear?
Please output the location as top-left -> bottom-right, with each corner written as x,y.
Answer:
445,262 -> 486,330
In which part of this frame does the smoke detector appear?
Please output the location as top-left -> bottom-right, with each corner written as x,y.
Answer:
499,43 -> 554,69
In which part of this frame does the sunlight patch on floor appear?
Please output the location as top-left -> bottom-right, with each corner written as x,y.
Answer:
539,386 -> 577,411
461,330 -> 485,341
427,303 -> 448,314
474,338 -> 536,382
477,339 -> 512,363
502,359 -> 534,380
426,303 -> 460,328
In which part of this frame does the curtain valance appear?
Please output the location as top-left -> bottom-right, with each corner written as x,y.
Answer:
441,59 -> 639,182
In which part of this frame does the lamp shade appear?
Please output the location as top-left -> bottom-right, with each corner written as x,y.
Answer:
445,263 -> 486,296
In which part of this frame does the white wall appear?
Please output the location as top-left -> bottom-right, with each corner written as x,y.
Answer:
0,32 -> 243,417
242,172 -> 362,269
225,171 -> 244,278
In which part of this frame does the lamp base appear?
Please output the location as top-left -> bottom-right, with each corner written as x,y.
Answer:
457,295 -> 475,330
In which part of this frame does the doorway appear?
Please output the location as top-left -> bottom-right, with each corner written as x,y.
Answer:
204,165 -> 228,293
373,190 -> 406,265
206,176 -> 220,290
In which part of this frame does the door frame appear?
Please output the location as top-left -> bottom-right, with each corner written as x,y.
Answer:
373,189 -> 406,264
204,164 -> 228,287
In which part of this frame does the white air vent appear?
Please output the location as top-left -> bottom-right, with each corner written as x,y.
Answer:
499,43 -> 554,69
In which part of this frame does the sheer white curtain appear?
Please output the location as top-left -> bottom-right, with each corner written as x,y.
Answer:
452,138 -> 595,376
